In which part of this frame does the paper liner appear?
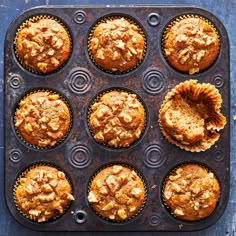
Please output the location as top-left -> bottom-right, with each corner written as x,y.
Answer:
159,80 -> 226,152
87,16 -> 147,74
162,162 -> 221,221
14,89 -> 72,150
87,163 -> 147,223
87,88 -> 147,148
13,163 -> 74,223
162,14 -> 220,75
14,15 -> 72,75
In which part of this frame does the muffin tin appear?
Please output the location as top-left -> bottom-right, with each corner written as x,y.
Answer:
4,5 -> 230,231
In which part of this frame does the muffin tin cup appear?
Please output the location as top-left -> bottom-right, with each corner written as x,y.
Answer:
87,15 -> 147,75
13,162 -> 74,223
161,162 -> 221,222
14,89 -> 73,150
14,14 -> 72,75
87,87 -> 148,150
4,5 -> 230,232
161,14 -> 221,75
87,162 -> 148,223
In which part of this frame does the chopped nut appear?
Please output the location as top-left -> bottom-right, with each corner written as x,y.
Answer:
196,50 -> 205,62
112,165 -> 123,174
47,49 -> 55,56
102,202 -> 114,211
129,206 -> 137,212
57,171 -> 66,179
51,57 -> 60,66
97,49 -> 105,60
49,179 -> 58,188
106,175 -> 120,192
129,46 -> 137,55
189,67 -> 200,75
37,62 -> 48,73
66,193 -> 75,201
87,191 -> 99,203
115,40 -> 125,50
112,51 -> 121,61
193,202 -> 200,210
24,123 -> 33,133
29,209 -> 41,217
117,209 -> 127,220
172,183 -> 182,193
41,184 -> 53,193
91,37 -> 99,50
109,215 -> 115,220
31,48 -> 37,57
131,187 -> 142,198
99,186 -> 108,195
169,174 -> 181,181
94,131 -> 104,141
174,208 -> 184,216
54,39 -> 64,49
164,191 -> 172,200
51,27 -> 59,32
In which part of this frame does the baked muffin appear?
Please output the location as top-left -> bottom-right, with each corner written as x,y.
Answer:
15,17 -> 71,74
163,16 -> 220,74
89,90 -> 145,148
87,164 -> 146,221
14,165 -> 74,222
88,17 -> 145,73
159,80 -> 226,152
163,164 -> 220,221
15,91 -> 71,148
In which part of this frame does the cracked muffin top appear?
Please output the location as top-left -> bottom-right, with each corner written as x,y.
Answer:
163,16 -> 219,74
15,91 -> 71,148
87,165 -> 146,221
15,18 -> 71,73
14,165 -> 74,222
163,164 -> 220,221
89,17 -> 145,73
89,90 -> 145,148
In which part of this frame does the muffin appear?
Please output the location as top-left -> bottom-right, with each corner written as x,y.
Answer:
163,15 -> 220,74
159,80 -> 226,152
88,17 -> 145,73
14,165 -> 74,222
88,90 -> 146,148
163,164 -> 220,221
15,17 -> 71,74
15,91 -> 71,148
87,164 -> 146,221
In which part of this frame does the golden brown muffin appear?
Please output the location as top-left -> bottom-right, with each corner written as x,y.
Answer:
15,18 -> 71,74
163,16 -> 220,74
89,90 -> 145,148
88,17 -> 145,73
159,80 -> 226,152
163,164 -> 220,221
87,165 -> 146,221
15,91 -> 71,148
14,165 -> 74,222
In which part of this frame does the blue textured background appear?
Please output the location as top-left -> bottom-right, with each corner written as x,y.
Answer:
1,0 -> 235,235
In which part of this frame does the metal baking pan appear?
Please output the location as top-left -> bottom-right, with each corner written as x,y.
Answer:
4,5 -> 230,231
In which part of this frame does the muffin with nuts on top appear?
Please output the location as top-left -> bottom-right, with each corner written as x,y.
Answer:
163,163 -> 220,221
163,15 -> 220,74
87,164 -> 146,221
14,165 -> 74,222
88,17 -> 146,73
88,90 -> 146,148
15,17 -> 71,74
15,90 -> 71,148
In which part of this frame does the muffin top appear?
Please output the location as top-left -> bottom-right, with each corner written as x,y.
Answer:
163,17 -> 219,74
89,17 -> 145,73
163,164 -> 220,221
15,18 -> 71,73
87,165 -> 146,221
89,91 -> 145,148
15,165 -> 74,222
159,80 -> 226,152
15,91 -> 71,148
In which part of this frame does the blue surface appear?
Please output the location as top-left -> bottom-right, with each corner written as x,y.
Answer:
1,0 -> 235,235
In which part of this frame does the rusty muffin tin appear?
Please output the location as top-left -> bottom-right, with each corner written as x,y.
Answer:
4,5 -> 230,231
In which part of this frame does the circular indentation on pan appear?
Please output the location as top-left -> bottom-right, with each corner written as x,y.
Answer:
68,145 -> 91,168
212,75 -> 224,88
143,144 -> 166,168
74,210 -> 87,224
9,74 -> 23,89
73,10 -> 87,24
142,69 -> 166,94
10,149 -> 22,163
87,87 -> 148,150
149,214 -> 161,226
147,13 -> 161,26
214,149 -> 225,162
68,67 -> 92,94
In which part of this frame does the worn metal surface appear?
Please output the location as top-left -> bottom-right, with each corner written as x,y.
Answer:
0,0 -> 235,236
